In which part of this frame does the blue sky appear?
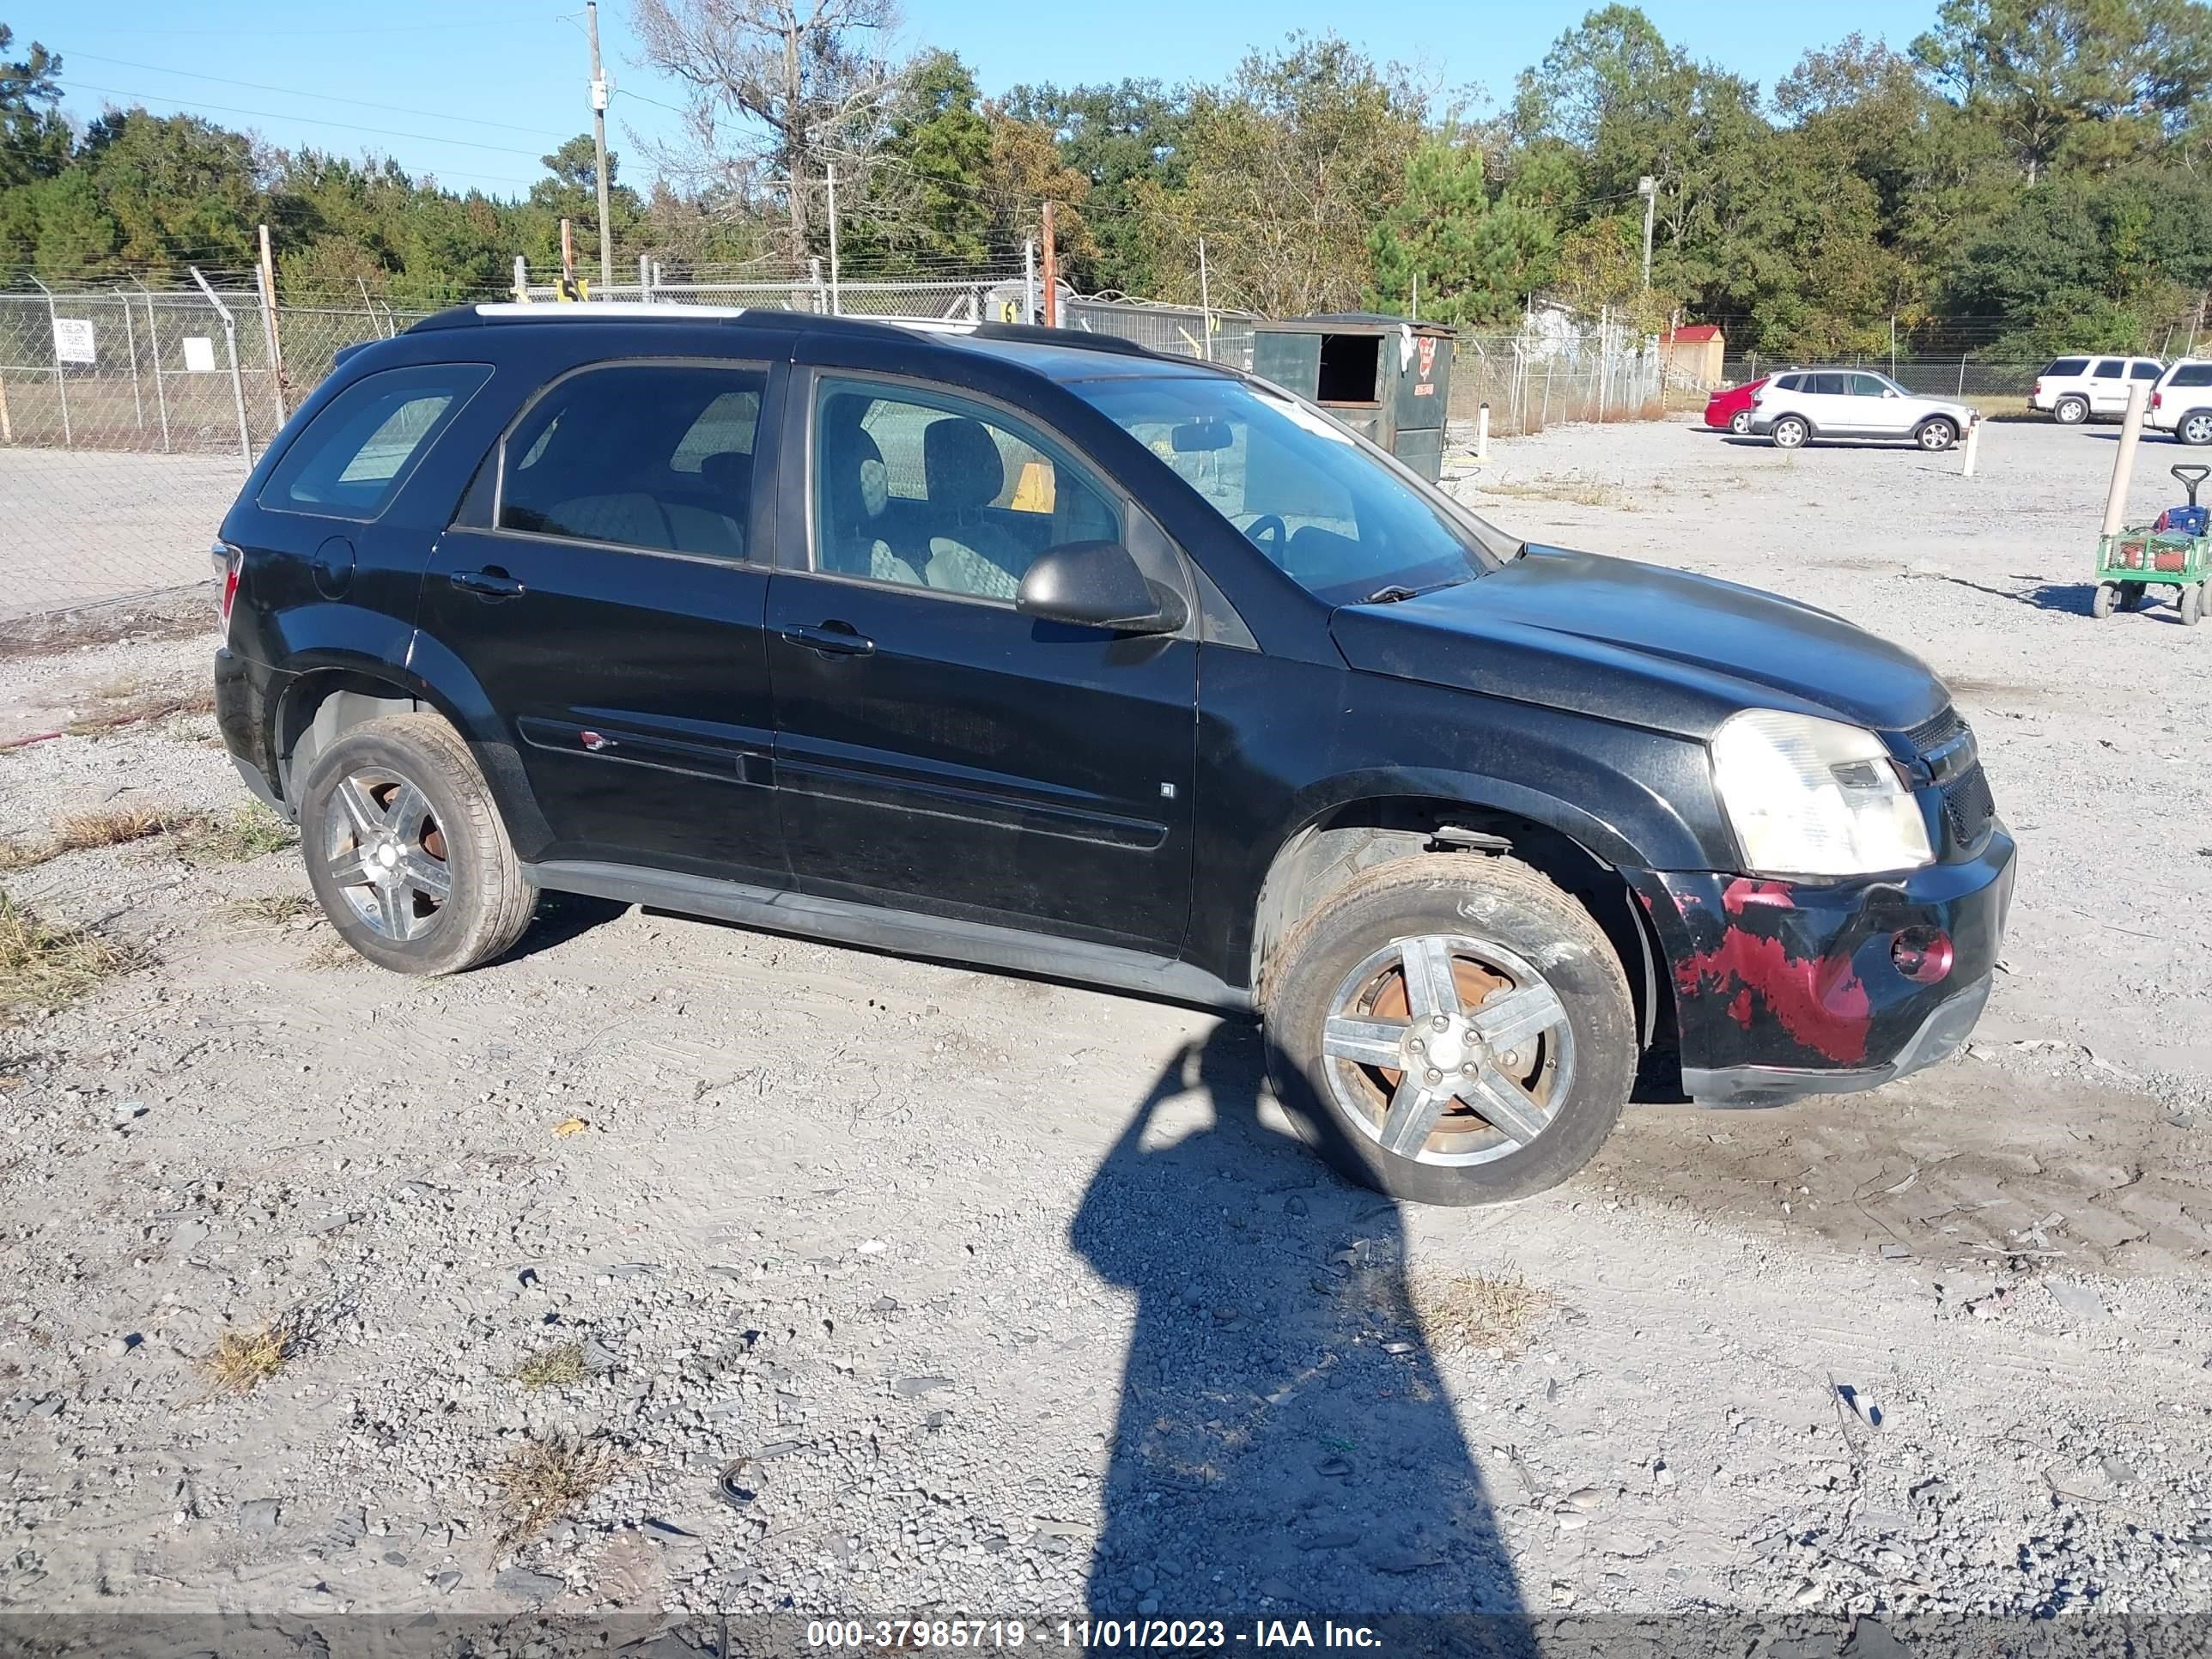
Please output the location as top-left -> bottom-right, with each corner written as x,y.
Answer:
19,1 -> 1936,199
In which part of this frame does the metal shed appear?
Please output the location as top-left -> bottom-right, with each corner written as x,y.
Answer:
1250,313 -> 1455,479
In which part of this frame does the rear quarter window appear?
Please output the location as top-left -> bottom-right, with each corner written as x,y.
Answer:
260,362 -> 491,520
2170,364 -> 2212,388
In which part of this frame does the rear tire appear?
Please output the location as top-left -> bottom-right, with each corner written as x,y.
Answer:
2092,583 -> 2116,619
1261,854 -> 1637,1206
1771,415 -> 1809,450
2183,584 -> 2203,627
2054,396 -> 2088,425
1729,409 -> 1752,435
2180,411 -> 2212,447
298,714 -> 535,976
1917,417 -> 1959,452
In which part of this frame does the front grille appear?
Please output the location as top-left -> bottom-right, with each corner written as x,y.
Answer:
1905,706 -> 1962,753
1941,762 -> 1996,848
1901,704 -> 1994,852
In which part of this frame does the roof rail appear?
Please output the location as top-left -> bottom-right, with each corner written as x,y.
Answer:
406,302 -> 984,340
971,321 -> 1161,359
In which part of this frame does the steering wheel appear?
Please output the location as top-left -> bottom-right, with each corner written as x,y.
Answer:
1243,514 -> 1289,561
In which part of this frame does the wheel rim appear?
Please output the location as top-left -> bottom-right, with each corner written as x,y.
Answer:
1730,410 -> 1750,434
2186,416 -> 2211,445
1920,424 -> 1951,449
2059,401 -> 2084,423
322,766 -> 452,941
1319,935 -> 1576,1168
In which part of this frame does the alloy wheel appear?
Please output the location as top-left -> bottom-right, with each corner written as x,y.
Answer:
2185,414 -> 2212,447
1319,934 -> 1575,1167
322,766 -> 453,941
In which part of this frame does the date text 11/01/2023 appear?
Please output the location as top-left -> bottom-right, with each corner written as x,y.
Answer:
805,1620 -> 1386,1650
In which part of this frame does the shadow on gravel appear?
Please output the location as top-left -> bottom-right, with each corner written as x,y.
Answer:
503,890 -> 632,963
1069,1022 -> 1528,1627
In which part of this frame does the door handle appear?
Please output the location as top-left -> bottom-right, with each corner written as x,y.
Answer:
779,622 -> 875,658
450,567 -> 525,599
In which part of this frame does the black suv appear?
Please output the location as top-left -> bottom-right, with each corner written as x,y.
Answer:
212,305 -> 2014,1206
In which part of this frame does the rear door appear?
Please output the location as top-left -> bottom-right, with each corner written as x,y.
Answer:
761,368 -> 1200,953
417,356 -> 789,885
2087,356 -> 2132,414
1799,371 -> 1854,434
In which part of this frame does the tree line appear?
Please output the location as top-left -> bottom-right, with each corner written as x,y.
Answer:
7,0 -> 2212,361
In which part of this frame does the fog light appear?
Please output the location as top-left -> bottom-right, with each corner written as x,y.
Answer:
1891,927 -> 1954,985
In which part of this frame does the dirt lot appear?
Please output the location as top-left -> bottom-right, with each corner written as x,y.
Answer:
1,416 -> 2209,1638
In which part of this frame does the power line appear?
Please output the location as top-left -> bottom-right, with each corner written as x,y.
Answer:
57,12 -> 550,39
55,52 -> 574,139
54,80 -> 554,159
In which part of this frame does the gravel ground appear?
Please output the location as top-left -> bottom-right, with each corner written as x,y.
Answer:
0,416 -> 2209,1638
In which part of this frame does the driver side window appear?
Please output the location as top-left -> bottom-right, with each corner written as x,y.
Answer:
811,377 -> 1121,602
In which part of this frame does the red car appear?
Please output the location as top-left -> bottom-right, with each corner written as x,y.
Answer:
1704,377 -> 1768,434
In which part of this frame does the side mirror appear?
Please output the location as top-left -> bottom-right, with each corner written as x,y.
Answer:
1017,540 -> 1188,635
1884,388 -> 1901,398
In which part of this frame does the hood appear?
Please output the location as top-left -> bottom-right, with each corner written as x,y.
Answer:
1328,546 -> 1947,742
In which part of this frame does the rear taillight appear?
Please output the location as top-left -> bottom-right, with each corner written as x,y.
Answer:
2032,380 -> 2043,398
2153,390 -> 2164,410
211,540 -> 243,634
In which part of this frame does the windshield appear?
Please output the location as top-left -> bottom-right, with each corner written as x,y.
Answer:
1067,373 -> 1512,605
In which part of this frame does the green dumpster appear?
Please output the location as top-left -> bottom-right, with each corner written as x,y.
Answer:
1249,313 -> 1455,480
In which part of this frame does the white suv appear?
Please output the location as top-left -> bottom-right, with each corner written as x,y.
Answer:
1749,369 -> 1974,452
2031,355 -> 2163,423
2148,360 -> 2212,446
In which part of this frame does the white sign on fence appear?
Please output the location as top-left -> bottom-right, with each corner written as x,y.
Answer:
182,336 -> 217,374
52,318 -> 95,364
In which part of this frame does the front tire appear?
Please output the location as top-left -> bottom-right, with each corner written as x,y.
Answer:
1917,417 -> 1959,452
1261,854 -> 1636,1206
2054,396 -> 2088,425
2182,583 -> 2203,627
2092,583 -> 2117,619
1771,415 -> 1809,450
298,713 -> 535,975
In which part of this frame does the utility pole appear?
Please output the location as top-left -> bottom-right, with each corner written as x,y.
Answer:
559,217 -> 578,301
586,1 -> 614,294
826,162 -> 841,315
1638,175 -> 1657,293
1041,200 -> 1059,328
256,222 -> 286,421
1197,236 -> 1212,361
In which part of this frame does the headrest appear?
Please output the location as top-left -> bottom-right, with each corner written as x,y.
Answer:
823,425 -> 888,525
923,416 -> 1004,512
697,451 -> 752,500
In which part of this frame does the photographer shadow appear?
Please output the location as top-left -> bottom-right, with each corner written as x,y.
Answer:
1069,1020 -> 1529,1629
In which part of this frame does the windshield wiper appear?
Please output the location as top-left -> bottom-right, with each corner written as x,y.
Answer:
1359,583 -> 1423,605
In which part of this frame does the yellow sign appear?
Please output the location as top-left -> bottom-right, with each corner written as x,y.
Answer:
556,275 -> 591,303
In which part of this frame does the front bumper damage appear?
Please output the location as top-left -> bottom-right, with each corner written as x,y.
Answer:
1626,829 -> 2016,1106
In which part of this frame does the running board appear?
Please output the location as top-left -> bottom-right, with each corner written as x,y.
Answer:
526,860 -> 1249,1013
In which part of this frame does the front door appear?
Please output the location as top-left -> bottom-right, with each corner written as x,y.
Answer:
763,372 -> 1199,953
417,358 -> 787,885
1847,372 -> 1914,434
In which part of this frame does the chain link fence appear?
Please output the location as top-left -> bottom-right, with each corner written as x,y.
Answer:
0,264 -> 1665,621
1449,322 -> 1666,439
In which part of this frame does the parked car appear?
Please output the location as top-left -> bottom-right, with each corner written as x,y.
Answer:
210,306 -> 2014,1207
2030,354 -> 2162,424
1702,376 -> 1768,435
1750,369 -> 1975,451
2148,359 -> 2212,445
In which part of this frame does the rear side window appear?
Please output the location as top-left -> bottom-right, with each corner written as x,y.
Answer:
498,362 -> 765,562
261,362 -> 489,519
2093,358 -> 2126,378
2045,357 -> 2089,376
2130,362 -> 2162,380
1772,374 -> 1802,392
2171,364 -> 2212,388
1807,372 -> 1849,396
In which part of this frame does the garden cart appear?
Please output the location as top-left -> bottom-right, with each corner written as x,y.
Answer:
2094,463 -> 2212,624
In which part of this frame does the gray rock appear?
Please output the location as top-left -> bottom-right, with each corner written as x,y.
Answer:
238,1498 -> 282,1535
494,1564 -> 567,1601
895,1376 -> 951,1396
2048,1282 -> 2110,1322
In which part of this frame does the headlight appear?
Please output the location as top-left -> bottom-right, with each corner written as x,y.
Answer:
1711,709 -> 1933,878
